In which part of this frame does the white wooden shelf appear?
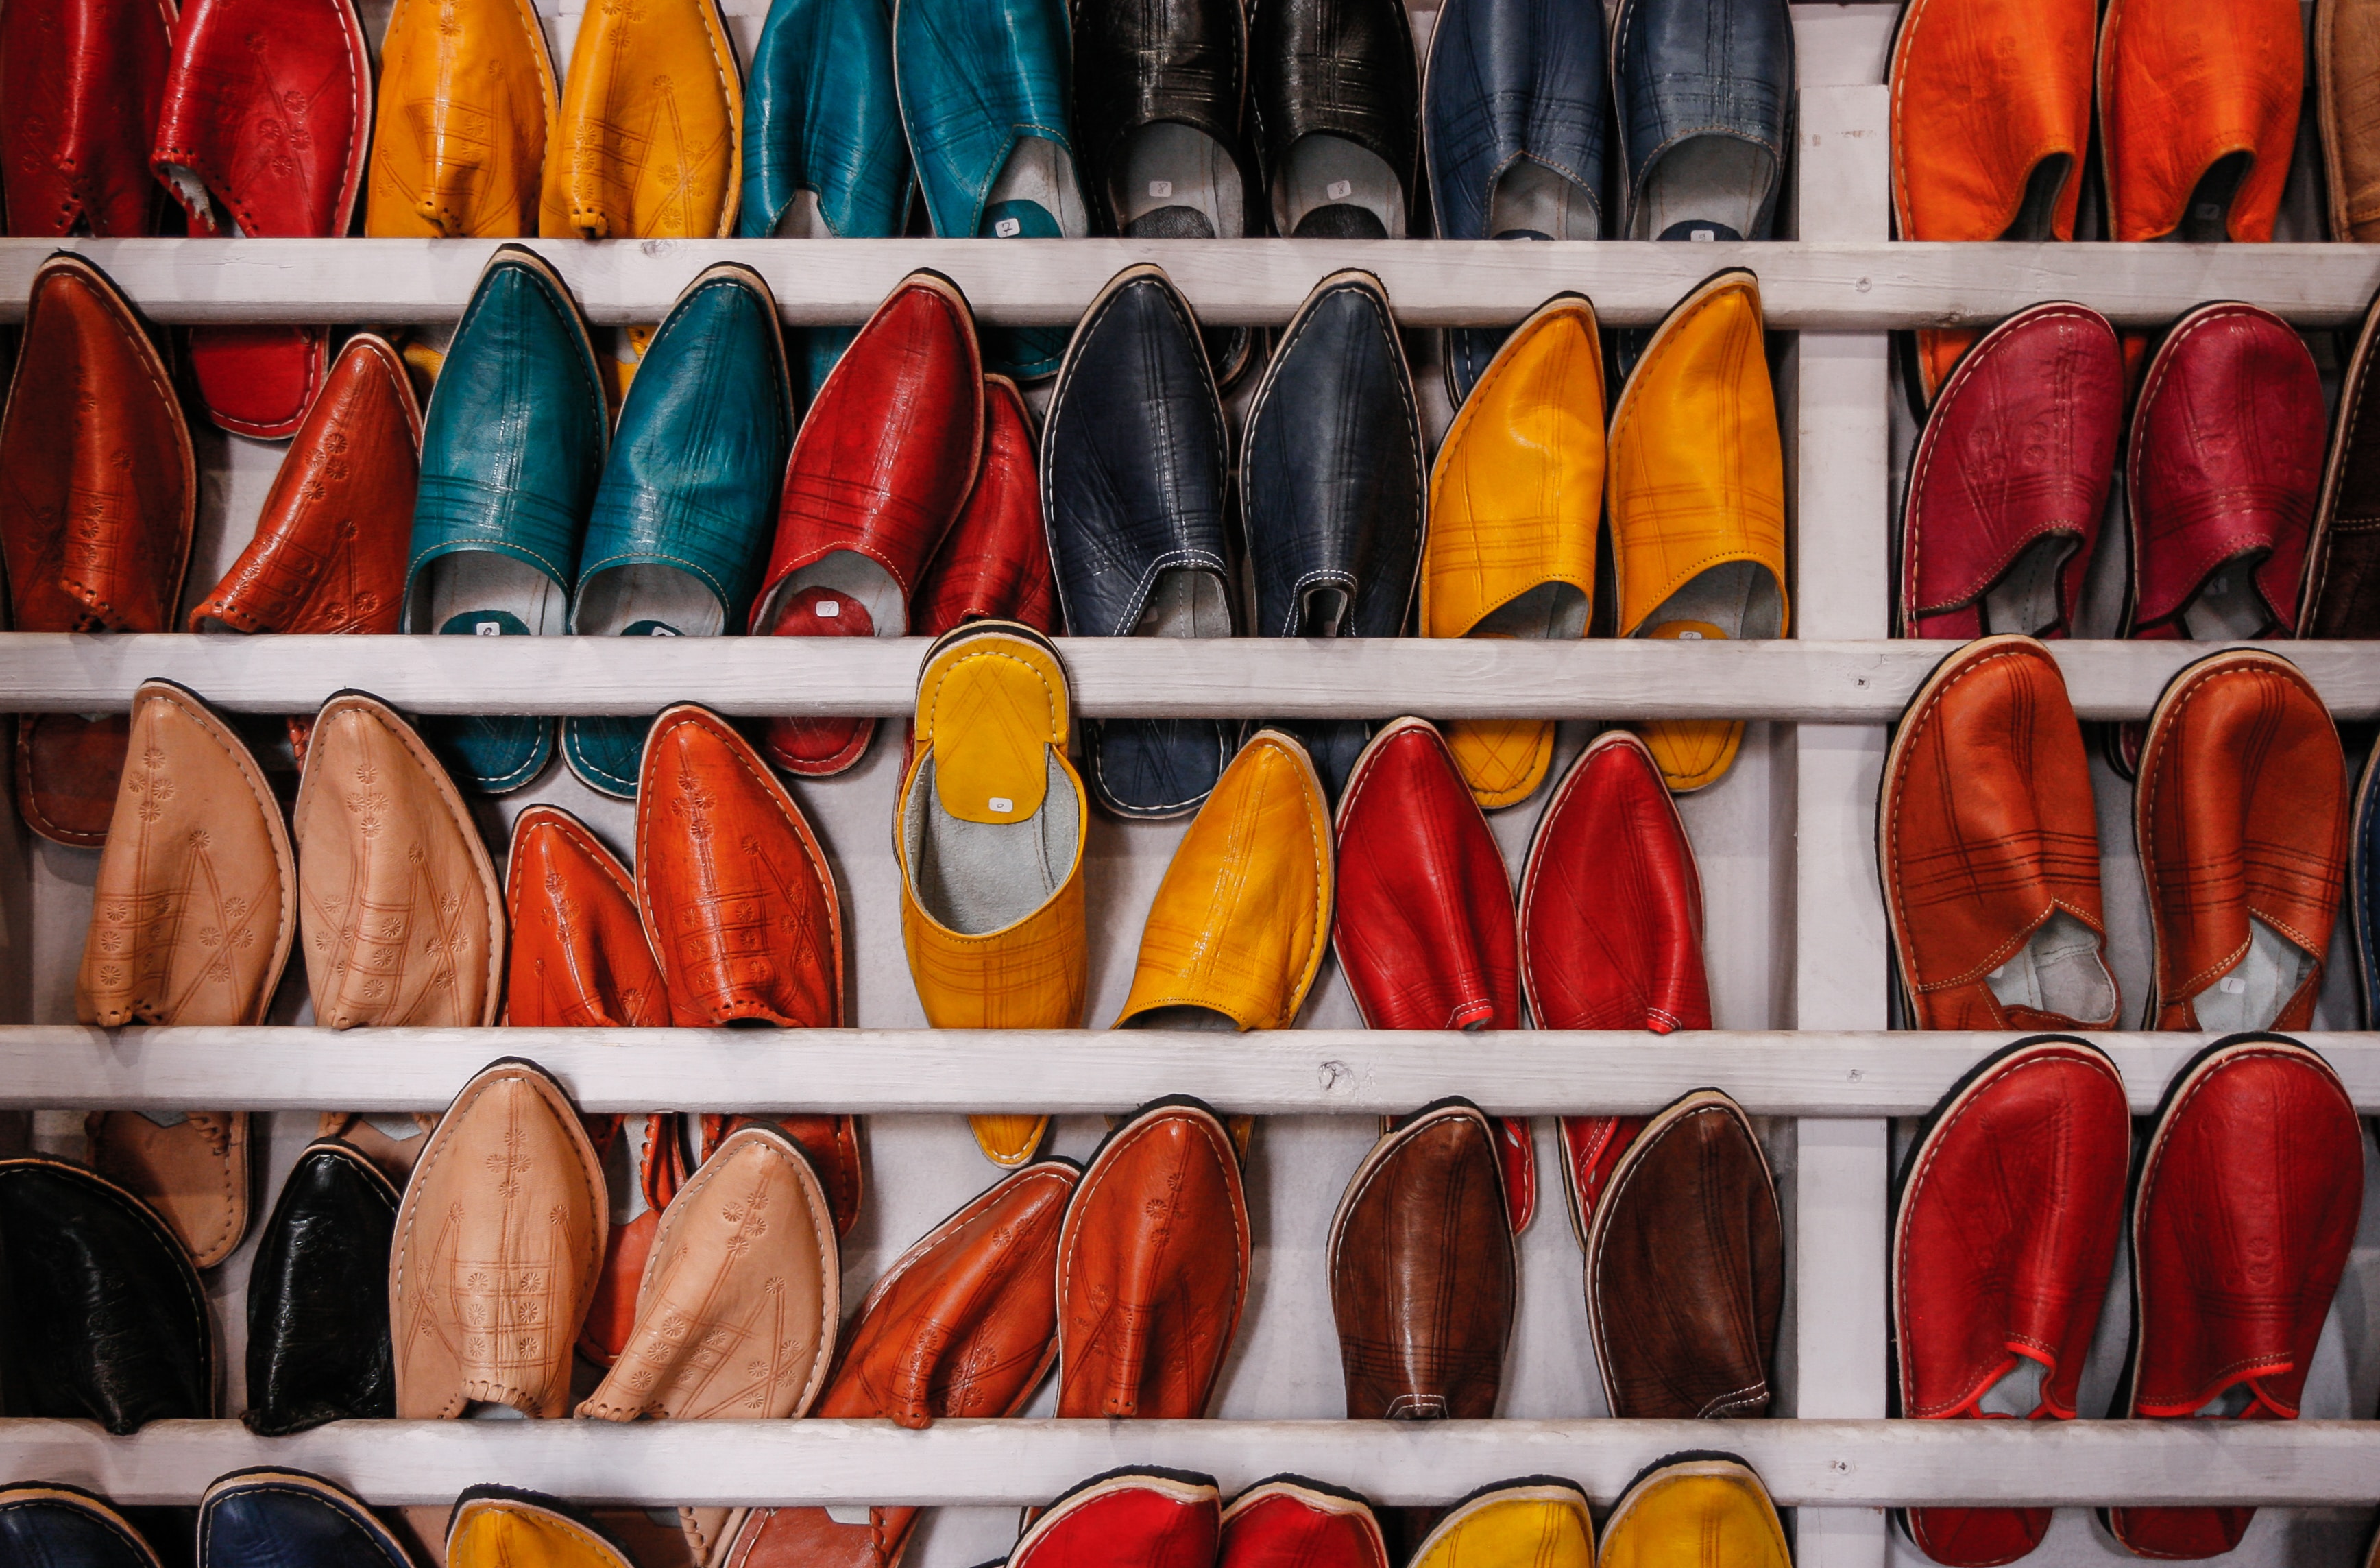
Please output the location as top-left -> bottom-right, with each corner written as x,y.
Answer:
5,1028 -> 2376,1115
6,635 -> 2380,721
0,238 -> 2375,328
2,1417 -> 2370,1510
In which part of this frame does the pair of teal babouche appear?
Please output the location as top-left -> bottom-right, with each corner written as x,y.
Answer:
743,0 -> 1084,386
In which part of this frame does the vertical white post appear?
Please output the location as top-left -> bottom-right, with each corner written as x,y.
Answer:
1790,82 -> 1893,1568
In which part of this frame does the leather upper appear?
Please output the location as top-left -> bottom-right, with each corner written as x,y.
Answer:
0,0 -> 173,236
1250,0 -> 1417,233
368,0 -> 553,236
914,376 -> 1058,638
1072,0 -> 1249,234
1043,264 -> 1235,817
193,334 -> 421,637
1881,636 -> 2115,1033
1586,1089 -> 1782,1418
1612,0 -> 1792,239
741,0 -> 908,239
2111,1038 -> 2365,1559
2308,288 -> 2380,638
1327,1100 -> 1514,1419
506,805 -> 671,1028
244,1140 -> 400,1436
2099,0 -> 2301,241
1893,1038 -> 2129,1568
2323,0 -> 2380,240
0,1157 -> 211,1432
1219,1480 -> 1388,1568
1408,1483 -> 1593,1568
1424,0 -> 1607,241
1610,268 -> 1786,793
84,1107 -> 251,1270
0,1488 -> 162,1568
199,1470 -> 413,1568
1010,1472 -> 1222,1568
2126,303 -> 2322,640
1890,0 -> 2091,243
294,692 -> 505,1028
894,0 -> 1082,240
1056,1100 -> 1250,1417
2137,651 -> 2349,1032
1599,1460 -> 1787,1568
391,1061 -> 608,1420
448,1490 -> 638,1568
1901,304 -> 2120,640
1333,719 -> 1518,1033
543,0 -> 740,238
78,680 -> 295,1031
1117,730 -> 1333,1032
1424,295 -> 1601,808
636,703 -> 845,1027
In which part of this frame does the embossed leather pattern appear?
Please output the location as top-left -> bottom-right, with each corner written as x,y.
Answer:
0,0 -> 173,237
1612,0 -> 1792,239
151,0 -> 367,437
0,1157 -> 212,1433
1,253 -> 193,847
294,692 -> 505,1028
448,1488 -> 640,1568
1219,1479 -> 1390,1568
2136,650 -> 2349,1032
1250,0 -> 1417,231
243,1140 -> 400,1435
199,1469 -> 415,1568
637,703 -> 845,1027
1899,304 -> 2120,640
1424,295 -> 1601,808
1880,637 -> 2116,1033
579,1113 -> 686,1366
1073,0 -> 1250,233
391,1060 -> 608,1420
544,0 -> 740,239
757,272 -> 982,776
913,376 -> 1058,638
1044,265 -> 1235,817
1056,1099 -> 1250,1417
369,0 -> 554,237
2109,1037 -> 2365,1559
2100,0 -> 2301,242
1584,1088 -> 1782,1419
1598,1460 -> 1786,1568
507,804 -> 672,1029
1407,1483 -> 1592,1568
2308,285 -> 2380,638
1328,1100 -> 1514,1419
0,1486 -> 165,1568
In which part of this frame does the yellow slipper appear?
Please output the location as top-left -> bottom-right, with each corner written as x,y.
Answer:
368,0 -> 555,237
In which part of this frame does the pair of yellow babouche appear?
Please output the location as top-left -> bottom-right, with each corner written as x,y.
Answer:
1413,1462 -> 1793,1568
369,0 -> 739,241
1426,269 -> 1788,805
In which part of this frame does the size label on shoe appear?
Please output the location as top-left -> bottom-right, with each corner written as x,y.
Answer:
1326,180 -> 1352,200
988,796 -> 1013,814
1148,180 -> 1174,198
995,217 -> 1022,237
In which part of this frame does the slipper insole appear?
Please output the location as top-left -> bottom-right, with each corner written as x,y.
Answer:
1634,136 -> 1775,241
1983,909 -> 2117,1024
1278,132 -> 1403,237
903,752 -> 1078,935
1117,121 -> 1242,237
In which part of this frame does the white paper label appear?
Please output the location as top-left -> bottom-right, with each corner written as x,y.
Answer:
1678,629 -> 1704,640
994,216 -> 1022,237
648,624 -> 678,636
1148,180 -> 1174,198
474,621 -> 502,636
2219,974 -> 2248,994
1326,179 -> 1353,201
815,600 -> 839,618
1691,228 -> 1716,241
988,796 -> 1014,813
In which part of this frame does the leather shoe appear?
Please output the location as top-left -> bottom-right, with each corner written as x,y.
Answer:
636,703 -> 844,1026
577,1114 -> 688,1368
1,252 -> 193,848
294,691 -> 505,1028
2137,649 -> 2349,1032
243,1139 -> 398,1435
0,1486 -> 162,1568
404,246 -> 609,794
1407,1480 -> 1592,1568
2107,1036 -> 2365,1559
1423,294 -> 1601,808
2100,0 -> 2303,242
369,0 -> 553,235
1422,0 -> 1606,399
152,0 -> 367,437
2360,747 -> 2380,1026
1045,264 -> 1236,817
1899,304 -> 2120,639
755,272 -> 983,777
448,1488 -> 638,1568
1251,0 -> 1416,237
2322,0 -> 2380,241
1013,1471 -> 1222,1568
720,1158 -> 1080,1568
391,1058 -> 607,1420
1608,268 -> 1787,792
0,0 -> 172,236
1328,1098 -> 1514,1419
913,375 -> 1060,640
1880,636 -> 2117,1032
1520,730 -> 1710,1235
2307,284 -> 2380,637
507,804 -> 672,1028
1056,1098 -> 1249,1417
199,1469 -> 411,1568
1893,1037 -> 2130,1567
544,0 -> 740,238
1584,1087 -> 1782,1418
1240,271 -> 1423,793
1117,729 -> 1333,1033
1887,0 -> 2095,400
0,1156 -> 211,1432
1220,1479 -> 1388,1568
1613,0 -> 1793,240
566,264 -> 794,797
1599,1456 -> 1786,1568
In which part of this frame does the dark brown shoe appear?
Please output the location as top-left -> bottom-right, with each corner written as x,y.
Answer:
1583,1087 -> 1782,1418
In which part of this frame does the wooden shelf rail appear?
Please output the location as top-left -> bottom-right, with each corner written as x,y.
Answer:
4,636 -> 2379,722
3,1028 -> 2374,1116
0,238 -> 2375,328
